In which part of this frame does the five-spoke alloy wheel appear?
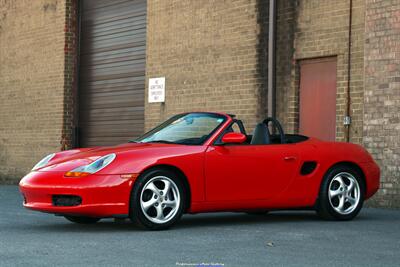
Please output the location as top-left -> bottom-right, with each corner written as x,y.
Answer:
328,172 -> 360,215
130,169 -> 185,230
140,176 -> 180,224
317,165 -> 365,220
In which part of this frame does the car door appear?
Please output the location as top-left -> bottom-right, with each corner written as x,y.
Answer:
204,143 -> 301,202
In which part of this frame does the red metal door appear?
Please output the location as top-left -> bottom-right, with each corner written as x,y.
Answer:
299,57 -> 337,141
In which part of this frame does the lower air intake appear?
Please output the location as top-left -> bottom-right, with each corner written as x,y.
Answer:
52,195 -> 82,207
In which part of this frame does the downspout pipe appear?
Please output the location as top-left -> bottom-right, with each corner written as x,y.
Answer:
267,0 -> 276,118
345,0 -> 353,142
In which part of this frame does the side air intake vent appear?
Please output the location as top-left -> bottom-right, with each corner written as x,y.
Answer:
300,161 -> 317,175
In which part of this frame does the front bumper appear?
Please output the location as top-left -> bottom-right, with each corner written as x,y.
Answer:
19,171 -> 133,218
360,161 -> 380,199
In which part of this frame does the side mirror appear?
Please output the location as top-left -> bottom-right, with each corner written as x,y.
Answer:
221,132 -> 246,144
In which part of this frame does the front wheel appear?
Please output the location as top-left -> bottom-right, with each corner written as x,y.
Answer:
64,216 -> 100,224
130,169 -> 186,230
317,165 -> 365,220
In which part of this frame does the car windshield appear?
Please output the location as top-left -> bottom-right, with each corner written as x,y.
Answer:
133,113 -> 227,145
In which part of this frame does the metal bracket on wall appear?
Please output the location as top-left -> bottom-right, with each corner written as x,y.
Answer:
344,116 -> 352,126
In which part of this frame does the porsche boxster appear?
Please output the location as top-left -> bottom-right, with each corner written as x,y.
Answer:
19,112 -> 380,230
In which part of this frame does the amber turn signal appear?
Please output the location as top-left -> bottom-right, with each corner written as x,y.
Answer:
64,172 -> 91,178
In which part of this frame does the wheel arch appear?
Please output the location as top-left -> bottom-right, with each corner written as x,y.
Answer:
314,161 -> 367,209
132,164 -> 192,212
324,161 -> 367,193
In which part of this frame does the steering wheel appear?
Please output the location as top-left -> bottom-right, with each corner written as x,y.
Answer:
262,117 -> 285,144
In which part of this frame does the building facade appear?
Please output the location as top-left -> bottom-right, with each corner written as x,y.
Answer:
0,0 -> 399,207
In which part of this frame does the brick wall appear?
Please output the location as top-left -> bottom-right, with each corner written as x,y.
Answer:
276,0 -> 400,207
276,0 -> 365,145
0,0 -> 67,183
0,0 -> 399,208
275,0 -> 298,133
61,0 -> 79,151
145,0 -> 269,132
364,0 -> 400,207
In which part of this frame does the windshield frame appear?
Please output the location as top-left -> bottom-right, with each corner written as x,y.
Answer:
132,112 -> 229,146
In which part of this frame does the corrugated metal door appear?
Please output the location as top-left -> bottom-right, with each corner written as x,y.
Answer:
78,0 -> 146,147
299,57 -> 337,141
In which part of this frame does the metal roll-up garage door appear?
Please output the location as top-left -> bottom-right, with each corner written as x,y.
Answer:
78,0 -> 146,147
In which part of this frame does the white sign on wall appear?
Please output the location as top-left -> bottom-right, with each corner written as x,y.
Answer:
148,77 -> 165,103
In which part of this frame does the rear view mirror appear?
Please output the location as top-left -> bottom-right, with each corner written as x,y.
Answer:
221,132 -> 246,144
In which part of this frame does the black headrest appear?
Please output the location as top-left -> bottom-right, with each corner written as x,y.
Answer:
251,123 -> 270,145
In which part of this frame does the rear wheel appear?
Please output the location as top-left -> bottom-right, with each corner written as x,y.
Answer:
64,216 -> 100,224
317,165 -> 365,220
130,169 -> 186,230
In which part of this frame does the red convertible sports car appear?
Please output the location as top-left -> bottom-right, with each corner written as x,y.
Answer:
20,112 -> 380,230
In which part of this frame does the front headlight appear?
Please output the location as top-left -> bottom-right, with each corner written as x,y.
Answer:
32,153 -> 56,171
65,153 -> 116,177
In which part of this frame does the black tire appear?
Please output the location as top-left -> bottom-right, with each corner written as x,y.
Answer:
64,216 -> 100,224
245,211 -> 269,215
316,165 -> 365,220
130,168 -> 186,230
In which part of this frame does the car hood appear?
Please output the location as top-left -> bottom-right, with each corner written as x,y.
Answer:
37,143 -> 189,173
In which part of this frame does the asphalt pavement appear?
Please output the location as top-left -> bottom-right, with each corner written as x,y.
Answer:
0,185 -> 399,267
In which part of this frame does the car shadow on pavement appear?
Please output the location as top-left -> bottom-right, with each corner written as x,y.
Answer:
15,211 -> 376,232
25,219 -> 144,232
175,210 -> 378,229
176,211 -> 319,228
